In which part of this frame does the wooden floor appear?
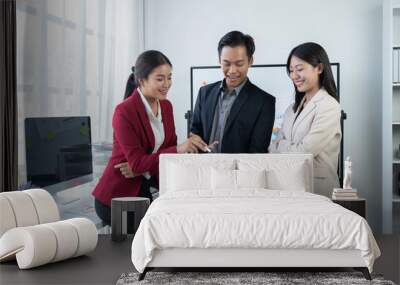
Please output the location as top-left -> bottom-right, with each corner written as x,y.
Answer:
0,235 -> 399,285
0,235 -> 134,285
374,235 -> 400,284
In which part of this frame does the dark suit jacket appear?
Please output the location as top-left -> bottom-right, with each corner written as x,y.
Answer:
92,90 -> 177,207
191,79 -> 275,153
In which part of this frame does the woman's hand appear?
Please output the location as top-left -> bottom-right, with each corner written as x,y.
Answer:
177,134 -> 204,153
191,133 -> 219,152
207,140 -> 219,152
177,137 -> 200,153
177,133 -> 218,153
114,162 -> 138,178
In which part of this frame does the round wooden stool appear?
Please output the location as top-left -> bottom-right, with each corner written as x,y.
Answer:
111,197 -> 150,242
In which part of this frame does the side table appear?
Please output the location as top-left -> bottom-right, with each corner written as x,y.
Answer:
111,197 -> 150,242
332,198 -> 366,218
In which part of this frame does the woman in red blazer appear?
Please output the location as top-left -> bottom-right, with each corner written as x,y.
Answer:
92,50 -> 207,227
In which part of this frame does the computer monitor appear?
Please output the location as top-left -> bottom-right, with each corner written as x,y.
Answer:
25,116 -> 92,187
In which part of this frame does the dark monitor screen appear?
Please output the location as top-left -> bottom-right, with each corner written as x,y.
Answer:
25,116 -> 92,187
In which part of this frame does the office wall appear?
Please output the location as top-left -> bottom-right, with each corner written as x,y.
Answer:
144,0 -> 383,231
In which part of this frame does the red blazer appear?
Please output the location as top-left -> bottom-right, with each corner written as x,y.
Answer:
92,90 -> 177,207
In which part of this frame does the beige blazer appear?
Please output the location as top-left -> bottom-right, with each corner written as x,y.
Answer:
270,89 -> 342,197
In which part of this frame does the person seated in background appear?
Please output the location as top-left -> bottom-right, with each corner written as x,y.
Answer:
269,42 -> 341,197
92,50 -> 208,227
190,30 -> 275,153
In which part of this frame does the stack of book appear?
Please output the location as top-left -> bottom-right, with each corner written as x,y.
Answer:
332,188 -> 358,200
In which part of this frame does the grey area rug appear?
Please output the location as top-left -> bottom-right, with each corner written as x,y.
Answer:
116,272 -> 396,285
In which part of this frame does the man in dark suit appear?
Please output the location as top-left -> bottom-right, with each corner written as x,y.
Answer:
191,31 -> 275,153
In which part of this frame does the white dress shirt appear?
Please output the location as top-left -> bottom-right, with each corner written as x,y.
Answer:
138,88 -> 165,178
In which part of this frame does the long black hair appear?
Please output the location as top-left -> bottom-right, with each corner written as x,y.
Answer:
124,66 -> 136,99
286,42 -> 338,112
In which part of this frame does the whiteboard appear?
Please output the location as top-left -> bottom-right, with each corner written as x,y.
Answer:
190,64 -> 339,139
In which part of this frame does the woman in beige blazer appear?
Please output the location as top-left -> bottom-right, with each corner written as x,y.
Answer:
270,42 -> 341,197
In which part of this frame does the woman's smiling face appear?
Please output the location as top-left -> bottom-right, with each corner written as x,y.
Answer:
139,64 -> 172,100
289,55 -> 322,95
